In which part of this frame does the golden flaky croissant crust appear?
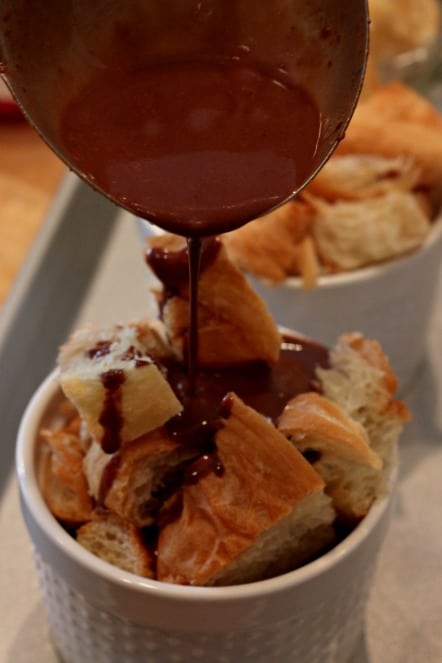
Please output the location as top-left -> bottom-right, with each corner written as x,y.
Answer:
223,82 -> 442,286
278,393 -> 383,519
157,393 -> 335,586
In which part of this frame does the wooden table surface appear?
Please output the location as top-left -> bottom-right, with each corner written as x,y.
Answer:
0,118 -> 65,306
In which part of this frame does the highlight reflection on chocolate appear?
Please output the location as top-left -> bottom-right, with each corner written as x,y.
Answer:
146,237 -> 221,295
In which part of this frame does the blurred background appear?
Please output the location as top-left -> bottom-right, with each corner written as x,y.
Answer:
365,0 -> 442,105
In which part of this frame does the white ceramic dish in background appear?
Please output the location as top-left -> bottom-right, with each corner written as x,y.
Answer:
17,370 -> 396,663
247,215 -> 442,391
138,214 -> 442,391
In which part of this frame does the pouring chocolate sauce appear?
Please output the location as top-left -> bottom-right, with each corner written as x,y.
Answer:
0,0 -> 368,392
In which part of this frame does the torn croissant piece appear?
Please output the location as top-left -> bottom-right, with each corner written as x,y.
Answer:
146,235 -> 281,366
223,198 -> 315,283
76,511 -> 155,578
305,155 -> 421,202
83,430 -> 200,527
156,393 -> 335,586
310,190 -> 431,271
58,321 -> 182,452
355,81 -> 442,131
39,428 -> 94,525
278,392 -> 383,520
369,1 -> 441,61
337,117 -> 442,201
337,83 -> 442,202
317,333 -> 411,465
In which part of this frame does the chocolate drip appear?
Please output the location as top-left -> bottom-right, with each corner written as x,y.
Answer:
166,410 -> 222,449
186,236 -> 201,394
145,236 -> 221,295
99,369 -> 126,453
146,238 -> 221,391
95,334 -> 327,486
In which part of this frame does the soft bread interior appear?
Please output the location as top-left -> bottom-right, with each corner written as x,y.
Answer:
210,490 -> 334,586
310,189 -> 430,271
316,333 -> 410,469
58,322 -> 182,449
84,432 -> 200,527
278,393 -> 383,519
147,234 -> 282,366
76,511 -> 154,578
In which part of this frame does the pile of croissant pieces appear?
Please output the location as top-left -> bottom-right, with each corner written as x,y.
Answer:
368,0 -> 440,63
38,238 -> 409,586
224,82 -> 442,288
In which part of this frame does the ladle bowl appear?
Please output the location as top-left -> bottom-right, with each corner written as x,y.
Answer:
0,0 -> 369,226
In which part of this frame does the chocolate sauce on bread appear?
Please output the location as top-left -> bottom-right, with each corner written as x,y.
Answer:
95,331 -> 329,496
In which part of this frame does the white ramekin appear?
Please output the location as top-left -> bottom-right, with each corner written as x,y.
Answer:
247,216 -> 442,392
16,369 -> 396,663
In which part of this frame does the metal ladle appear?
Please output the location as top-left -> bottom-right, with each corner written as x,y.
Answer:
0,0 -> 369,223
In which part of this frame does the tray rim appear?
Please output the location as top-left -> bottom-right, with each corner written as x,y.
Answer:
0,173 -> 119,496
